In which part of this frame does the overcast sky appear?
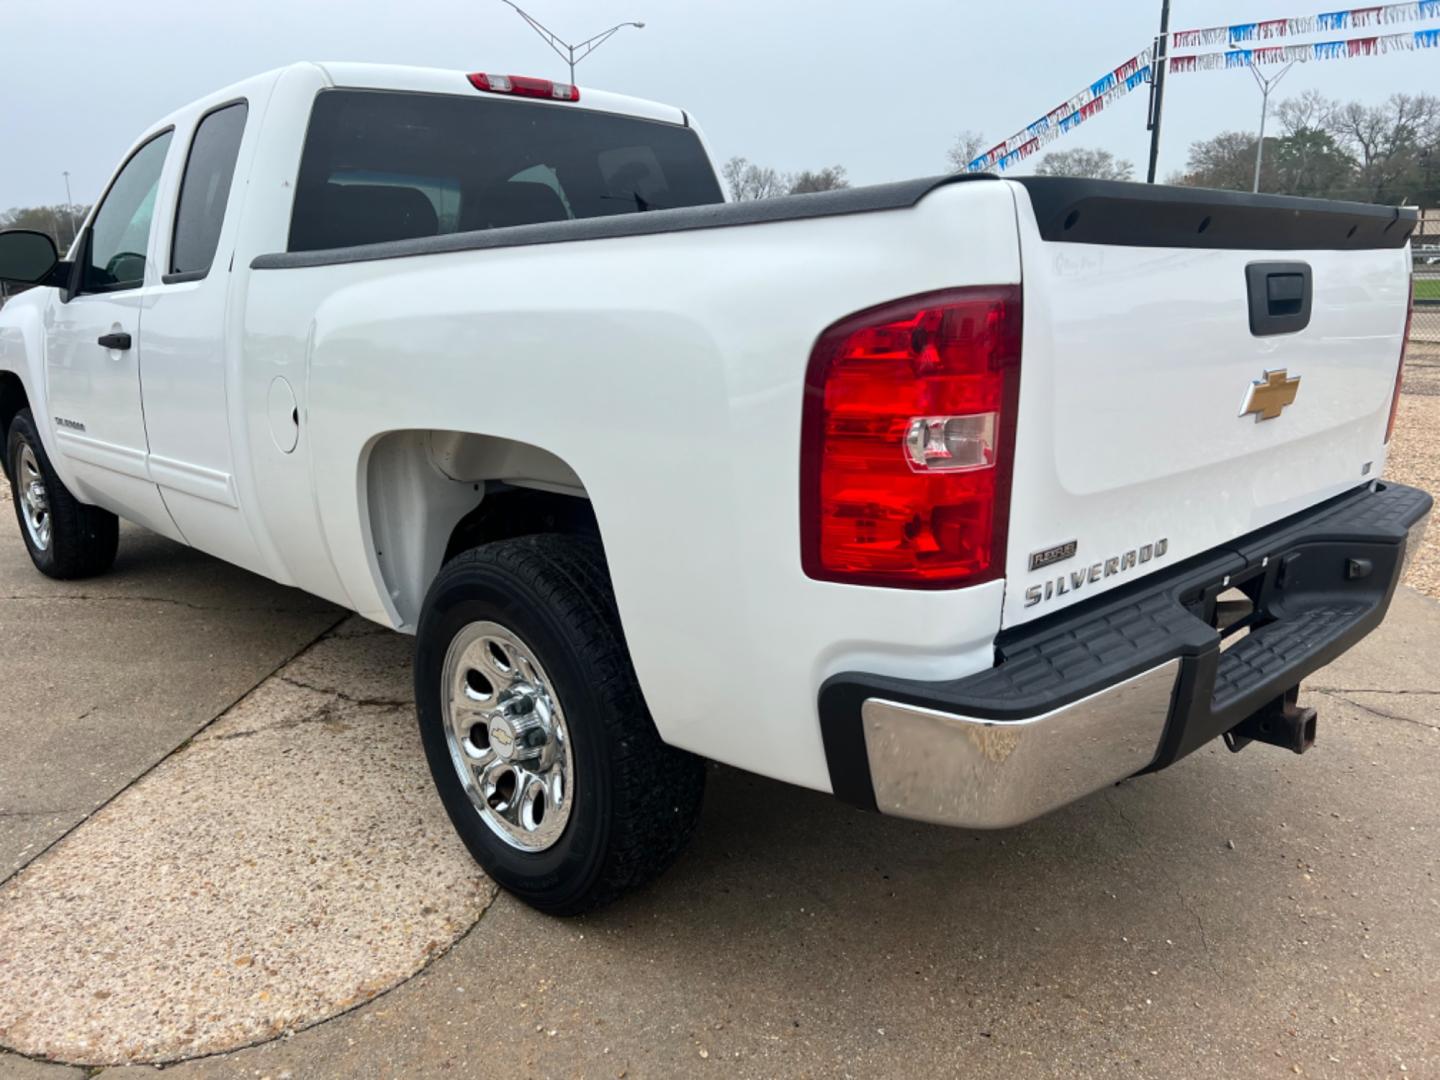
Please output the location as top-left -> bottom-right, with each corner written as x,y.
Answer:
2,0 -> 1437,210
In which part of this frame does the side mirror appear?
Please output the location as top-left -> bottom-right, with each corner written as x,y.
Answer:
0,229 -> 64,287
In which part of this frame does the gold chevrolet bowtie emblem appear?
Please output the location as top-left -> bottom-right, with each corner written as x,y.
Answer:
1240,369 -> 1301,422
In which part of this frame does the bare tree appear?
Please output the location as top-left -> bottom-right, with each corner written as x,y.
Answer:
945,130 -> 988,173
1327,93 -> 1440,202
723,158 -> 853,198
1171,91 -> 1440,203
1033,148 -> 1135,181
787,166 -> 850,194
1276,89 -> 1338,138
1169,131 -> 1274,192
721,156 -> 786,201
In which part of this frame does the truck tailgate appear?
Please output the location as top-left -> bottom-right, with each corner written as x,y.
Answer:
1001,178 -> 1416,629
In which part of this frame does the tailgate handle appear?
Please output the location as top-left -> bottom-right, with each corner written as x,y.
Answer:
1246,261 -> 1312,336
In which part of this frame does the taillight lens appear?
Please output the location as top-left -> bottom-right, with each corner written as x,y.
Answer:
1387,277 -> 1413,444
467,72 -> 580,102
800,287 -> 1023,589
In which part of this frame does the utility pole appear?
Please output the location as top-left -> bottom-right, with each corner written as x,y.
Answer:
1145,0 -> 1171,183
497,1 -> 645,85
1249,61 -> 1295,193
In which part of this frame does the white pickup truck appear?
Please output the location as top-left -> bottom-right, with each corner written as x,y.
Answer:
0,62 -> 1430,914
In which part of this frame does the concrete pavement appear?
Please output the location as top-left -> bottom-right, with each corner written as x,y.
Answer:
90,598 -> 1440,1080
0,476 -> 341,876
0,618 -> 494,1065
0,478 -> 1437,1079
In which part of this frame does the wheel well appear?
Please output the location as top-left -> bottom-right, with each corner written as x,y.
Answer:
444,485 -> 600,564
0,373 -> 29,480
364,430 -> 599,628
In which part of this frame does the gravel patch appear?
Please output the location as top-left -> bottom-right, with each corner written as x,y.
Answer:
0,619 -> 494,1067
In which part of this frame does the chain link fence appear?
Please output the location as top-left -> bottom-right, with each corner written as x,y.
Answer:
1416,248 -> 1440,350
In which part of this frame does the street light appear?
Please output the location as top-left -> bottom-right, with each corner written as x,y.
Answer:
61,170 -> 78,246
59,169 -> 81,249
1248,60 -> 1295,193
497,1 -> 644,85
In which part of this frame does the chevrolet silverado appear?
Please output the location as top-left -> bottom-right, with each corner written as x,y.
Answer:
0,62 -> 1430,913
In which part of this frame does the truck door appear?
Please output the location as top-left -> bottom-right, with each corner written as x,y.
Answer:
137,101 -> 268,574
45,130 -> 182,540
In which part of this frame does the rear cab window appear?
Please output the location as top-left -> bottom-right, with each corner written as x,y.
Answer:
287,88 -> 724,253
168,101 -> 249,282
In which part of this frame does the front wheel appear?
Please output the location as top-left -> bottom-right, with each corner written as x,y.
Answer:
6,409 -> 118,579
415,534 -> 705,916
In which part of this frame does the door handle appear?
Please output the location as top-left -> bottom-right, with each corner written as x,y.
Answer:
1245,262 -> 1312,337
97,332 -> 132,351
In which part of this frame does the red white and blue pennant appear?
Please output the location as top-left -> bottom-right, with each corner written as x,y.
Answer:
964,3 -> 1438,172
1169,27 -> 1440,71
965,48 -> 1154,172
1172,2 -> 1440,47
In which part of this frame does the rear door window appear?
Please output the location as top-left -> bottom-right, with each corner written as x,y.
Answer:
169,101 -> 248,279
288,88 -> 723,253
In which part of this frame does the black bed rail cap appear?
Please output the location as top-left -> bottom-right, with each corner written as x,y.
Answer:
252,172 -> 999,271
1013,176 -> 1418,251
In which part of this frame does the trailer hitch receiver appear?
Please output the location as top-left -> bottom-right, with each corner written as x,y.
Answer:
1224,685 -> 1316,755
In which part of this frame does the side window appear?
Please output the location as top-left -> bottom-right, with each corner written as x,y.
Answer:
83,131 -> 173,293
169,102 -> 248,279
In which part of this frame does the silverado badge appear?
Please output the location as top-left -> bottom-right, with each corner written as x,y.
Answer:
1023,538 -> 1169,608
1240,369 -> 1301,422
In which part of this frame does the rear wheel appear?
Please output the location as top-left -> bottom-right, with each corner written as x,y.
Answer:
5,409 -> 118,579
415,534 -> 705,915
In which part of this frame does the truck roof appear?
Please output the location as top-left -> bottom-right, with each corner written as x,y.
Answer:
141,61 -> 691,157
313,61 -> 689,127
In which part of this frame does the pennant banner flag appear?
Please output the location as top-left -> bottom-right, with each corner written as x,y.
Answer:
1172,1 -> 1439,48
1168,26 -> 1440,72
966,48 -> 1153,172
963,7 -> 1437,175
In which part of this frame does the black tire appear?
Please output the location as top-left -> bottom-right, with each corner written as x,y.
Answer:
6,409 -> 118,580
415,533 -> 705,916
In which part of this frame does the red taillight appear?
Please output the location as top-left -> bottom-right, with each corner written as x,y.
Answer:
467,72 -> 580,102
800,287 -> 1023,589
1387,279 -> 1413,444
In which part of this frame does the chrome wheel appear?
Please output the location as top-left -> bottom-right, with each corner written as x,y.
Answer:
16,445 -> 50,553
441,621 -> 573,851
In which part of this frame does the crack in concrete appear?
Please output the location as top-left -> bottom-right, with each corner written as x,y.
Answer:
327,621 -> 394,640
203,677 -> 411,743
275,673 -> 412,711
0,592 -> 330,616
0,1048 -> 88,1079
1313,687 -> 1440,733
1104,790 -> 1221,979
1309,686 -> 1440,696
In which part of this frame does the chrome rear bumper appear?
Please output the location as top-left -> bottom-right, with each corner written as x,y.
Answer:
861,661 -> 1179,829
819,481 -> 1433,831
